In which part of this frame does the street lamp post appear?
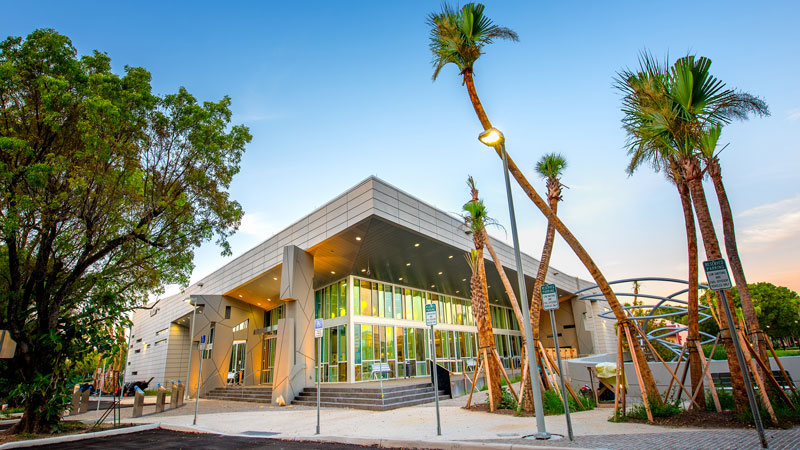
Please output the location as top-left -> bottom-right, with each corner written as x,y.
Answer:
479,127 -> 550,440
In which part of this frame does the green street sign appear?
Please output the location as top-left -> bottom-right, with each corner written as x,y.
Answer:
541,284 -> 559,311
425,304 -> 437,326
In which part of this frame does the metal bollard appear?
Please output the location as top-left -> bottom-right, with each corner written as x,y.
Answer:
132,386 -> 144,418
69,386 -> 81,415
79,388 -> 91,413
155,384 -> 166,413
176,380 -> 185,407
169,382 -> 179,408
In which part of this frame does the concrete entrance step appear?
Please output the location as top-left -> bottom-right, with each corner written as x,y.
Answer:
292,382 -> 448,411
202,386 -> 272,403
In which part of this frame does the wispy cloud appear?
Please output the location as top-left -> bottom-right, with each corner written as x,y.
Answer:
238,212 -> 276,239
737,195 -> 800,247
787,108 -> 800,121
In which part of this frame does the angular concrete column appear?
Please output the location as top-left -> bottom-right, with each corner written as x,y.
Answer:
271,245 -> 315,405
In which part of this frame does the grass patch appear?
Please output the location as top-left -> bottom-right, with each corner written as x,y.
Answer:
613,396 -> 683,422
541,389 -> 596,415
771,349 -> 800,357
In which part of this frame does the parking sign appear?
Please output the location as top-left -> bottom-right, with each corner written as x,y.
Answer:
541,284 -> 559,311
314,318 -> 324,338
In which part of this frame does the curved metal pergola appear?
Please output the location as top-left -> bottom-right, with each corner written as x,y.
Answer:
574,277 -> 715,360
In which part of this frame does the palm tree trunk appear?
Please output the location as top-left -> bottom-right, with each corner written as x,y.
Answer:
471,242 -> 503,408
483,231 -> 534,411
676,177 -> 705,409
682,158 -> 748,412
707,158 -> 770,367
532,194 -> 558,342
460,69 -> 661,402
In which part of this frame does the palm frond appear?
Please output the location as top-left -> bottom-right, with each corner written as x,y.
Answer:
535,152 -> 567,179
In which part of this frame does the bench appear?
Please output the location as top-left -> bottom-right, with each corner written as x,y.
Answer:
711,371 -> 794,390
370,363 -> 393,379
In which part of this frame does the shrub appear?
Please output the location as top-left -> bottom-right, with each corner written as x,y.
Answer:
498,386 -> 518,410
705,389 -> 735,411
627,396 -> 683,420
541,389 -> 597,415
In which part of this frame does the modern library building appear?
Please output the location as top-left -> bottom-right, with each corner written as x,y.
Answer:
125,177 -> 615,405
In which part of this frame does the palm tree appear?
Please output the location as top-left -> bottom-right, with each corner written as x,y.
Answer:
698,124 -> 771,367
462,182 -> 504,408
616,53 -> 770,412
531,153 -> 567,343
616,56 -> 705,408
428,2 -> 661,402
468,176 -> 536,411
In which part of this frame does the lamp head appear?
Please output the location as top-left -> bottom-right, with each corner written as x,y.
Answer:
478,128 -> 505,146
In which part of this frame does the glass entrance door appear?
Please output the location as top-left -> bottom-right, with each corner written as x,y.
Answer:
228,340 -> 246,385
261,335 -> 276,385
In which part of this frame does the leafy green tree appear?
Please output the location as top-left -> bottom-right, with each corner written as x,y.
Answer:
0,29 -> 250,433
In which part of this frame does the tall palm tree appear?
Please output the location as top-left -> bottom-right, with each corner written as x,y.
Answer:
616,53 -> 769,412
429,2 -> 661,402
616,56 -> 705,408
462,182 -> 503,408
698,124 -> 771,367
531,153 -> 567,343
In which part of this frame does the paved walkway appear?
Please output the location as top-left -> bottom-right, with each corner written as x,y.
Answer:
66,386 -> 798,449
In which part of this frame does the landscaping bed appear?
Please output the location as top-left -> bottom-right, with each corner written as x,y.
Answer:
0,420 -> 137,445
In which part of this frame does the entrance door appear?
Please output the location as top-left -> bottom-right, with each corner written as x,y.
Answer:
228,340 -> 247,385
261,335 -> 276,385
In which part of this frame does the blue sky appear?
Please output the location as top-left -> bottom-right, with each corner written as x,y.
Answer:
4,1 -> 799,294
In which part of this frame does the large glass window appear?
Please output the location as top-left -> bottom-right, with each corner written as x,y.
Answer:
412,291 -> 423,321
404,288 -> 413,320
361,281 -> 372,316
393,287 -> 403,319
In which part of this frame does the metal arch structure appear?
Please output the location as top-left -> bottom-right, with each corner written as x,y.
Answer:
574,277 -> 716,361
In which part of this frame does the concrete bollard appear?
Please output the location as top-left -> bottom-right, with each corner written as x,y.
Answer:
69,386 -> 80,415
132,386 -> 144,418
169,382 -> 179,408
155,384 -> 166,413
79,388 -> 90,413
176,380 -> 185,407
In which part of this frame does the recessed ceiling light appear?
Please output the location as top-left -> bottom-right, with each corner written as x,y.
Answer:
414,243 -> 420,247
455,290 -> 460,293
462,278 -> 467,282
257,303 -> 261,306
331,271 -> 335,274
406,263 -> 411,266
398,277 -> 404,281
273,277 -> 278,281
430,284 -> 435,288
448,255 -> 453,259
438,272 -> 443,275
488,285 -> 491,288
355,236 -> 362,241
238,295 -> 243,298
267,298 -> 271,301
361,269 -> 366,273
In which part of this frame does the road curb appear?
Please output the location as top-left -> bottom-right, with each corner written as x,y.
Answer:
0,423 -> 159,449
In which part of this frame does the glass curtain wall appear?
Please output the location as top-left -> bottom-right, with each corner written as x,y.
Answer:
312,276 -> 521,383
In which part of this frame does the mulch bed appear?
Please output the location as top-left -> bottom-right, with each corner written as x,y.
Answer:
620,409 -> 800,429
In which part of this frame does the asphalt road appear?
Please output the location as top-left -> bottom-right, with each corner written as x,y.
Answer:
32,429 -> 401,449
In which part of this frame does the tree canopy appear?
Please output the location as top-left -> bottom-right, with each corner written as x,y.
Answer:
698,283 -> 800,340
0,29 -> 251,433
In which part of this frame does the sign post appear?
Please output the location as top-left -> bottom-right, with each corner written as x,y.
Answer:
425,303 -> 441,436
703,259 -> 766,448
193,334 -> 206,425
541,284 -> 573,441
314,318 -> 323,435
